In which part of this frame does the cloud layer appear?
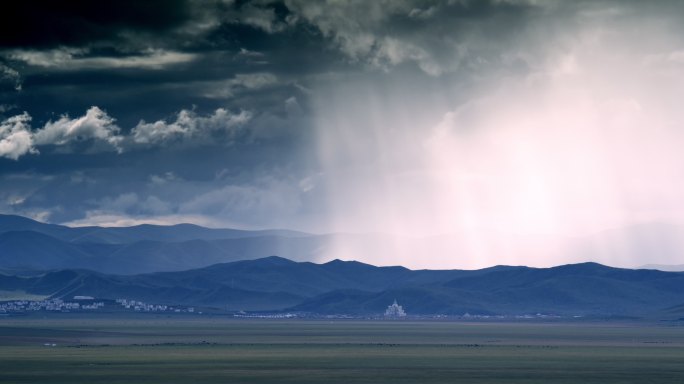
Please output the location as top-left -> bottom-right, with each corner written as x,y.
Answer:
0,106 -> 253,159
132,108 -> 252,145
2,1 -> 684,268
0,113 -> 35,160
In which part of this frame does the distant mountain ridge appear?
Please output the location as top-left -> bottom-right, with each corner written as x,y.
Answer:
2,256 -> 684,318
3,214 -> 684,274
0,214 -> 309,243
2,214 -> 683,318
0,214 -> 327,274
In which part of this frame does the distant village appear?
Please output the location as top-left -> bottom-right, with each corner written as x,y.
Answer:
0,297 -> 408,318
115,299 -> 195,313
0,298 -> 103,313
0,297 -> 565,320
0,297 -> 195,314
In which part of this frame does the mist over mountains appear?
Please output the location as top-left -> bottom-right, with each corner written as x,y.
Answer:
0,214 -> 327,274
2,214 -> 684,318
2,214 -> 684,274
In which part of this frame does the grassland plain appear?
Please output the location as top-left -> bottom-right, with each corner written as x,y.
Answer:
0,316 -> 683,383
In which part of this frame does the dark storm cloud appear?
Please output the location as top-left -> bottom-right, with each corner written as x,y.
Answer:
0,0 -> 630,152
0,0 -> 191,49
283,0 -> 540,76
0,0 -> 345,133
7,0 -> 544,120
0,0 -> 570,229
4,0 -> 683,244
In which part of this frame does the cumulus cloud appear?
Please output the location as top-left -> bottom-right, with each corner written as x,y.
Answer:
0,113 -> 36,160
0,63 -> 22,91
33,106 -> 123,151
202,72 -> 279,99
0,107 -> 125,158
0,106 -> 256,159
131,108 -> 252,145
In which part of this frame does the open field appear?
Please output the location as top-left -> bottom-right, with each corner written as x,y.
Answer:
1,316 -> 683,383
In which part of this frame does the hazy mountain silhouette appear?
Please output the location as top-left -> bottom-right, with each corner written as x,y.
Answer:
2,214 -> 684,317
0,214 -> 308,243
2,256 -> 684,317
3,215 -> 684,274
0,214 -> 327,273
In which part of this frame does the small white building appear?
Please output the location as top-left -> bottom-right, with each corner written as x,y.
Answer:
384,299 -> 406,317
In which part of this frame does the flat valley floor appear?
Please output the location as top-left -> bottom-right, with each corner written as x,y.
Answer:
1,316 -> 683,383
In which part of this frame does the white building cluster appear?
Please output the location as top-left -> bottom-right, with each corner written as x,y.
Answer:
384,299 -> 407,317
116,298 -> 168,312
115,298 -> 194,313
0,298 -> 103,313
0,297 -> 197,315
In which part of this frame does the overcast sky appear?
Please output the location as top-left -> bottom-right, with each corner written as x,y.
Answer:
2,1 -> 684,268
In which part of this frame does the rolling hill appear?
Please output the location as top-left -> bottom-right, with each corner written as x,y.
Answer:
2,256 -> 684,317
2,214 -> 684,317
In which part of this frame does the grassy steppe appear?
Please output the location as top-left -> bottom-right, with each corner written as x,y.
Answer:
1,317 -> 683,383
